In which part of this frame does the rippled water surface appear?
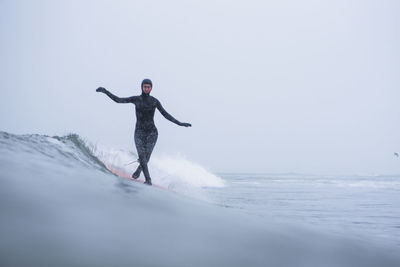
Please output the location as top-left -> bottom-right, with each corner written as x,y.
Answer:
204,173 -> 400,248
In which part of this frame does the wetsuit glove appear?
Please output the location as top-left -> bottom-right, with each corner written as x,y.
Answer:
96,87 -> 106,93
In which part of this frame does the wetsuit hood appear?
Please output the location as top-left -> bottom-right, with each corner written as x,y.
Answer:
141,78 -> 152,96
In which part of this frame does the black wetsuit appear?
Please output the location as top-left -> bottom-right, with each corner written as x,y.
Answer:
101,89 -> 186,184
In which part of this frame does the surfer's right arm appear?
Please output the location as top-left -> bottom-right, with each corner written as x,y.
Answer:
96,87 -> 137,104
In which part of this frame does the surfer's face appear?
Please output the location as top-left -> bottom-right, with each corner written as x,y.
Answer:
142,84 -> 152,94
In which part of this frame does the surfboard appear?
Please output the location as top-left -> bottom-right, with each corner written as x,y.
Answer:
105,164 -> 169,191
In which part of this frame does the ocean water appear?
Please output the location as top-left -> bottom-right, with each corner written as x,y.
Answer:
0,131 -> 399,267
204,173 -> 400,248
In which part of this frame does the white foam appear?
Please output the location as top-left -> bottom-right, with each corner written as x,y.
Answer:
93,143 -> 138,170
92,144 -> 225,194
151,154 -> 225,189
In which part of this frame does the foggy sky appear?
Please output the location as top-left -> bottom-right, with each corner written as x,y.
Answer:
1,0 -> 399,174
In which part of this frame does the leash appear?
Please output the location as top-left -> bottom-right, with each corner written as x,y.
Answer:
125,159 -> 139,166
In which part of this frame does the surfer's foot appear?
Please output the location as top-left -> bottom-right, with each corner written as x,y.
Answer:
132,166 -> 142,179
144,180 -> 152,186
132,171 -> 140,179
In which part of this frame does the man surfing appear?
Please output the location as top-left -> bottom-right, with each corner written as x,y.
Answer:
96,79 -> 191,185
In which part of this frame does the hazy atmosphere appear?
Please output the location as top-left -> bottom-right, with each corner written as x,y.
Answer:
1,0 -> 399,174
2,2 -> 400,266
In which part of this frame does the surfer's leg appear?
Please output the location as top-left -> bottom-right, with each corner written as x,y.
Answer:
138,130 -> 158,185
140,153 -> 152,185
141,163 -> 152,185
132,165 -> 142,179
134,130 -> 148,181
134,130 -> 153,185
132,128 -> 147,178
144,129 -> 158,164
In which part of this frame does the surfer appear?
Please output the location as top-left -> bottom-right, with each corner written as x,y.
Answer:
96,79 -> 191,185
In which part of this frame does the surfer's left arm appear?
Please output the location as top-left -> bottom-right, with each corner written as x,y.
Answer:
156,100 -> 191,127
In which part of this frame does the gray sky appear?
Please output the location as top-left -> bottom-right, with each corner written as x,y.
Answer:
1,0 -> 399,174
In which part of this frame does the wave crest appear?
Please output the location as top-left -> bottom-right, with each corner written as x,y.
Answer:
0,131 -> 224,194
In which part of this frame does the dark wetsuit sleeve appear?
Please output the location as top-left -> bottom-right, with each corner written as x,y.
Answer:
156,100 -> 182,126
104,90 -> 137,103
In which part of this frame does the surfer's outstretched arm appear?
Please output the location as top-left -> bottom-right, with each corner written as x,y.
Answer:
96,87 -> 137,104
156,100 -> 192,127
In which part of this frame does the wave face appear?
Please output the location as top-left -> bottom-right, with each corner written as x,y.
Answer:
1,131 -> 399,267
0,131 -> 224,193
